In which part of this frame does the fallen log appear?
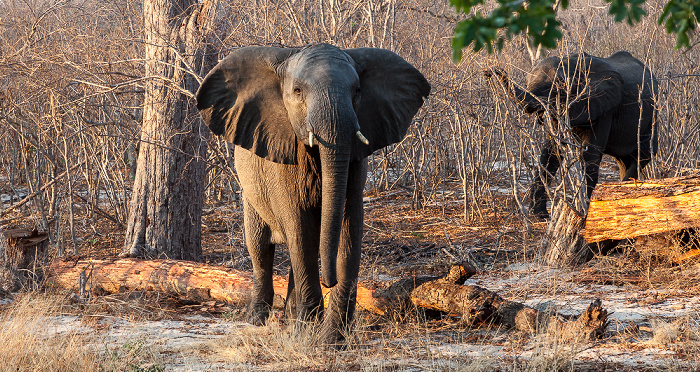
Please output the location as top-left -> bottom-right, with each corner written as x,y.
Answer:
411,267 -> 609,340
48,258 -> 608,339
48,257 -> 388,314
582,173 -> 700,243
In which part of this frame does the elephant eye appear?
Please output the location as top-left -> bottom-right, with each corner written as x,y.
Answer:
293,87 -> 302,95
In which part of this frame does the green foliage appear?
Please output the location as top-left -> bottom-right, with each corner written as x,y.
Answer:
451,0 -> 698,60
659,0 -> 700,48
607,0 -> 648,24
451,0 -> 563,61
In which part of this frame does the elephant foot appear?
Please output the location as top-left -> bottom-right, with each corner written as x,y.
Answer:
246,302 -> 271,326
285,297 -> 323,322
317,324 -> 346,349
529,201 -> 550,220
316,309 -> 353,348
531,208 -> 550,220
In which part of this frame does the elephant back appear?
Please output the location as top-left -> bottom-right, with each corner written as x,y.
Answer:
603,51 -> 658,101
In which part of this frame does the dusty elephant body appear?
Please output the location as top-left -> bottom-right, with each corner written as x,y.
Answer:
488,51 -> 658,219
196,44 -> 430,344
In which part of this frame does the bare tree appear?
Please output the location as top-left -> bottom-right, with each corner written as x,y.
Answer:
121,0 -> 216,260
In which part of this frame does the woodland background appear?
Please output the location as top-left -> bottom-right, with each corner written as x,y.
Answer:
0,0 -> 698,268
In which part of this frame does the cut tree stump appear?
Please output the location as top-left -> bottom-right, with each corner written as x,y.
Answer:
48,258 -> 608,339
582,173 -> 700,243
1,228 -> 49,291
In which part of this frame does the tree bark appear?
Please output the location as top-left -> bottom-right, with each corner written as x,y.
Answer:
410,269 -> 608,341
542,198 -> 590,266
581,173 -> 700,243
122,1 -> 216,260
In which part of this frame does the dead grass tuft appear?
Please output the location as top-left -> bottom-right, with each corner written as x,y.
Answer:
0,292 -> 165,372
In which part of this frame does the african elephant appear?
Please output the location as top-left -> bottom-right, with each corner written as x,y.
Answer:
486,51 -> 658,219
196,44 -> 430,344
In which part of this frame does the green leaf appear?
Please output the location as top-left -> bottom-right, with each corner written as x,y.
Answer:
450,0 -> 696,59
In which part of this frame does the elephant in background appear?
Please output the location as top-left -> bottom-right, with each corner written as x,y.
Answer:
486,51 -> 658,219
196,44 -> 430,344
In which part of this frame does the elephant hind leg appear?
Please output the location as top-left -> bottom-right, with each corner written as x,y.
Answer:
615,155 -> 635,181
616,152 -> 652,182
283,266 -> 297,320
244,200 -> 275,326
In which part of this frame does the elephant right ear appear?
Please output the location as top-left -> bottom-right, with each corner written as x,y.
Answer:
196,47 -> 300,164
560,56 -> 623,127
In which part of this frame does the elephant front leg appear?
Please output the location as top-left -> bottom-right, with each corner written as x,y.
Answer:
582,145 -> 604,202
579,121 -> 610,201
286,223 -> 324,325
529,139 -> 560,219
319,162 -> 365,346
319,255 -> 359,346
243,200 -> 275,326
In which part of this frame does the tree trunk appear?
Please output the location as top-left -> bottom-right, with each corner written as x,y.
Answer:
122,1 -> 216,260
1,228 -> 49,291
539,120 -> 590,267
542,198 -> 590,266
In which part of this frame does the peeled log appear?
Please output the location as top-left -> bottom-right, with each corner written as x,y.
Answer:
48,258 -> 386,315
582,173 -> 700,243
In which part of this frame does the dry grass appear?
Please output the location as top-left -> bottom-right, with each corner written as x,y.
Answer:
0,293 -> 166,372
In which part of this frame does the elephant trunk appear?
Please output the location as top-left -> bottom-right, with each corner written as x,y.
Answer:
318,146 -> 350,288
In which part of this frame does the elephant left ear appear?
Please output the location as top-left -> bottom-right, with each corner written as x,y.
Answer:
565,57 -> 623,127
344,48 -> 431,160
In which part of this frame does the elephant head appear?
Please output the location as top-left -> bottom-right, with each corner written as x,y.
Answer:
489,54 -> 624,126
196,44 -> 430,288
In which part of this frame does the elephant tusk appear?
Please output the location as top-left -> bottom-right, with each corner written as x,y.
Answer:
309,132 -> 314,148
356,131 -> 369,145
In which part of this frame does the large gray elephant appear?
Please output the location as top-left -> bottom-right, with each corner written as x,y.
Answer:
487,51 -> 658,219
196,44 -> 430,344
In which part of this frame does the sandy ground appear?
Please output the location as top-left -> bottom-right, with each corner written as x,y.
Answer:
20,263 -> 700,371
